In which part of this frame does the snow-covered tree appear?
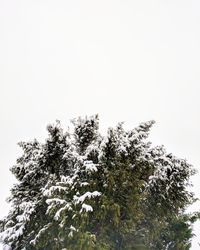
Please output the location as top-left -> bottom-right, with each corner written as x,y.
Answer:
0,115 -> 198,249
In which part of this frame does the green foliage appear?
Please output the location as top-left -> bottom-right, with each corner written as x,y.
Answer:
0,115 -> 197,249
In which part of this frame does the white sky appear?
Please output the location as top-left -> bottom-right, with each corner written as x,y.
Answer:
0,0 -> 200,249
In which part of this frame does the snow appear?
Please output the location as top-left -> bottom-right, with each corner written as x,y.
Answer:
30,223 -> 52,246
46,198 -> 66,205
74,191 -> 101,204
68,225 -> 77,237
80,182 -> 89,187
54,204 -> 72,220
70,225 -> 76,231
80,204 -> 93,213
84,160 -> 98,172
43,185 -> 67,196
0,224 -> 25,242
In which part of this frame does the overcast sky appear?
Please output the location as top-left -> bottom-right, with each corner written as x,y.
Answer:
0,0 -> 200,249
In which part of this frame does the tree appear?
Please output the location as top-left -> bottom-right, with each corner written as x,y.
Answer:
0,115 -> 198,249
